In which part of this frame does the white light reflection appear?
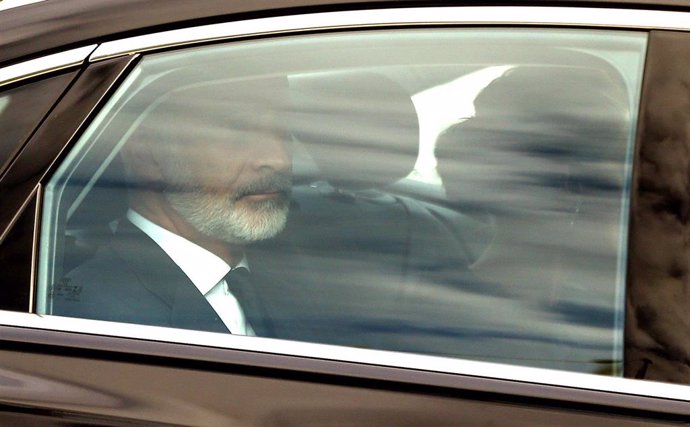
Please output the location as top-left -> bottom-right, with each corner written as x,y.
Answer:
408,66 -> 512,185
0,96 -> 9,116
0,0 -> 44,12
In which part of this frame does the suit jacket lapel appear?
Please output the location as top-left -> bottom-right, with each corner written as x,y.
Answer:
169,278 -> 229,333
112,221 -> 228,333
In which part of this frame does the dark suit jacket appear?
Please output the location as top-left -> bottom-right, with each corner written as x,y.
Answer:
52,221 -> 281,335
250,184 -> 503,353
52,190 -> 497,355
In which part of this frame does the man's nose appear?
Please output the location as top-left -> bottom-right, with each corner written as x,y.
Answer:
252,131 -> 292,172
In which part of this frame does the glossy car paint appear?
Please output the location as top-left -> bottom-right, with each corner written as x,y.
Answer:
1,323 -> 689,425
626,30 -> 690,385
1,0 -> 690,66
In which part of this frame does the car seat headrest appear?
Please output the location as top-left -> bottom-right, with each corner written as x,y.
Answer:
436,65 -> 630,213
470,66 -> 628,154
289,71 -> 420,190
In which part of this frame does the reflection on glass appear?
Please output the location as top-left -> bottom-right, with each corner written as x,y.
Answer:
38,29 -> 646,375
0,95 -> 9,116
410,65 -> 511,185
433,66 -> 633,373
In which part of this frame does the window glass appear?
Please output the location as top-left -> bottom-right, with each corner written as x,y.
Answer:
38,29 -> 646,374
0,73 -> 75,174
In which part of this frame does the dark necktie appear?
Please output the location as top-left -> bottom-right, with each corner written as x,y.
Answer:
223,267 -> 257,325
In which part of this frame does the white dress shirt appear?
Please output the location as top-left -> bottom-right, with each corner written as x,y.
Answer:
127,209 -> 254,335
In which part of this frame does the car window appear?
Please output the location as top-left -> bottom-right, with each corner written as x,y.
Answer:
0,73 -> 75,175
37,29 -> 646,375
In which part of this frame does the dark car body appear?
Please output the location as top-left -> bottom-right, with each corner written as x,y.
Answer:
1,0 -> 690,425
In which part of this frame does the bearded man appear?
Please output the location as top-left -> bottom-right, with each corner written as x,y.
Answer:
51,78 -> 294,335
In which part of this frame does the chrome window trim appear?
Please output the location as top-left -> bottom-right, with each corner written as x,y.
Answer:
90,6 -> 690,61
0,310 -> 688,404
29,185 -> 42,313
0,45 -> 97,89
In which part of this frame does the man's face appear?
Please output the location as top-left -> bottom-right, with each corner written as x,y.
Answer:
157,108 -> 293,244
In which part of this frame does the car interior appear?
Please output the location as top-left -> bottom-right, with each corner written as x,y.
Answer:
37,31 -> 639,373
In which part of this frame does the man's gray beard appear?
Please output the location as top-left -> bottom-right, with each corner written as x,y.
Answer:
165,188 -> 289,244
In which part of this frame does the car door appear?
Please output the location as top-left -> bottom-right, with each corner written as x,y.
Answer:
1,4 -> 690,425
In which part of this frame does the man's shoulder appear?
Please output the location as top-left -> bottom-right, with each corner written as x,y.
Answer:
50,225 -> 180,324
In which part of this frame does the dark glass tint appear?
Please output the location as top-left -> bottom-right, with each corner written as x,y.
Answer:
0,73 -> 74,175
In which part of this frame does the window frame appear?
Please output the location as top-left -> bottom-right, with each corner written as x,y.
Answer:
1,5 -> 689,413
0,46 -> 95,88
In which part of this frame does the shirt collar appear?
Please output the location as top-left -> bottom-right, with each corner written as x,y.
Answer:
127,209 -> 247,295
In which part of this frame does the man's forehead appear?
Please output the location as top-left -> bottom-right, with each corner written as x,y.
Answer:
126,76 -> 290,148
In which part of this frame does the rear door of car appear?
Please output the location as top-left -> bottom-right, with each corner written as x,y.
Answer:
1,4 -> 690,425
